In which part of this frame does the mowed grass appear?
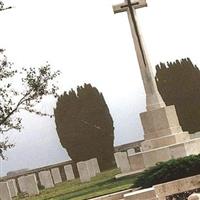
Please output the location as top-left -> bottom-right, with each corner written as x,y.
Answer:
15,169 -> 135,200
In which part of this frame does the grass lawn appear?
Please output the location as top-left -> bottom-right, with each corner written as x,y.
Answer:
15,169 -> 135,200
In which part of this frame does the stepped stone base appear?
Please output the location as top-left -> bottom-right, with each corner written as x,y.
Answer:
141,132 -> 190,151
116,105 -> 200,181
129,138 -> 200,171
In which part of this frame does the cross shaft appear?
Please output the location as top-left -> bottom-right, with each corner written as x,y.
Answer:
112,0 -> 165,111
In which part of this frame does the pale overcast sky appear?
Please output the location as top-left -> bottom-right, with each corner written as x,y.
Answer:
1,0 -> 200,176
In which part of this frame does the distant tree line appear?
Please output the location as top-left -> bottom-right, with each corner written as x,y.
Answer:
156,58 -> 200,133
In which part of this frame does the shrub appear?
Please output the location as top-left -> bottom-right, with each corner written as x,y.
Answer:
134,154 -> 200,188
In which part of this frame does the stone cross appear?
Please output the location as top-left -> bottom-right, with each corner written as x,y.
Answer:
113,0 -> 165,111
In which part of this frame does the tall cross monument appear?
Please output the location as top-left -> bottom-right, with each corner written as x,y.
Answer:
113,0 -> 165,111
111,1 -> 200,175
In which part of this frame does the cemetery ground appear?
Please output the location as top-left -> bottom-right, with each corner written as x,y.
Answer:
15,168 -> 135,200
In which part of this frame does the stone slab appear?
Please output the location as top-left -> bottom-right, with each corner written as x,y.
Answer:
64,165 -> 75,181
185,138 -> 200,156
154,175 -> 200,198
77,161 -> 91,183
7,179 -> 18,197
114,152 -> 131,173
51,168 -> 62,184
38,170 -> 54,189
0,182 -> 12,200
169,143 -> 187,159
143,146 -> 171,168
141,132 -> 190,151
190,132 -> 200,139
89,189 -> 133,200
124,187 -> 158,200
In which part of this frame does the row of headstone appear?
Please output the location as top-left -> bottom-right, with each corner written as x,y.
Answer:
0,164 -> 76,200
0,174 -> 39,200
77,158 -> 100,183
0,159 -> 100,199
37,164 -> 76,189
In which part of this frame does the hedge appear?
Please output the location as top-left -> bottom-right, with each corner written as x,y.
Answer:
134,154 -> 200,188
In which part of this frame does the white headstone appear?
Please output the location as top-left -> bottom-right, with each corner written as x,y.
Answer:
86,159 -> 96,178
127,148 -> 135,156
51,168 -> 62,184
64,165 -> 75,181
114,152 -> 121,168
114,152 -> 131,173
38,170 -> 54,189
17,176 -> 26,193
88,158 -> 100,176
77,161 -> 91,183
7,179 -> 18,197
0,182 -> 12,200
25,174 -> 39,196
18,174 -> 39,196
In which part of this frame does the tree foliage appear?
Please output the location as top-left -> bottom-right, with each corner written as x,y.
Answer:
155,58 -> 200,133
0,51 -> 60,158
54,83 -> 115,170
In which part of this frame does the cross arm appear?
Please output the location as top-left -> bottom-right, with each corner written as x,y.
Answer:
113,0 -> 147,14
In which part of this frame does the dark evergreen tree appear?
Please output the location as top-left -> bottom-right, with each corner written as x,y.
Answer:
54,83 -> 115,170
155,58 -> 200,133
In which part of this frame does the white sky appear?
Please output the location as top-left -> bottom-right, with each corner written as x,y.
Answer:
1,0 -> 200,176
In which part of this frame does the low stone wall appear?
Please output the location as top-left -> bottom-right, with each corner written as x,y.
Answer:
90,174 -> 200,200
121,174 -> 200,200
154,175 -> 200,199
